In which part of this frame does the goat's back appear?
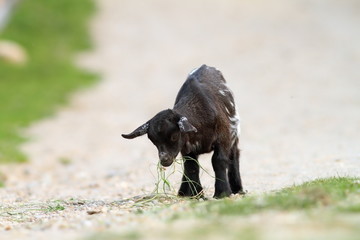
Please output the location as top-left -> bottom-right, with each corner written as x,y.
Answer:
174,65 -> 239,147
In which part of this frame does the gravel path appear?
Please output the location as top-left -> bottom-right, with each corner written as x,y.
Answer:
1,0 -> 359,238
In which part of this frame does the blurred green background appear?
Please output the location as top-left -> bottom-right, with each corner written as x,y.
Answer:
0,0 -> 98,162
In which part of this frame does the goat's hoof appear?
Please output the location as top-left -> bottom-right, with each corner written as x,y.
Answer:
238,190 -> 247,195
178,184 -> 203,198
213,190 -> 232,199
178,191 -> 204,199
232,188 -> 247,195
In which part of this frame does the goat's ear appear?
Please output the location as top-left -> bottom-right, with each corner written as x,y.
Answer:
178,117 -> 197,133
122,122 -> 149,139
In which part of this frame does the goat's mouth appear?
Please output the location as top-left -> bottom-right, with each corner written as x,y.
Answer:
158,151 -> 175,167
160,159 -> 174,167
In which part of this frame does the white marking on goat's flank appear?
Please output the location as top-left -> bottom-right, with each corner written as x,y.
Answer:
188,66 -> 200,76
225,107 -> 231,115
219,90 -> 226,96
229,110 -> 241,145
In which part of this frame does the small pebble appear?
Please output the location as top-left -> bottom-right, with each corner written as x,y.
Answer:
87,209 -> 102,215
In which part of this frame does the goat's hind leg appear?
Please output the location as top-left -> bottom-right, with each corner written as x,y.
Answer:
212,145 -> 232,198
178,154 -> 203,198
228,140 -> 244,194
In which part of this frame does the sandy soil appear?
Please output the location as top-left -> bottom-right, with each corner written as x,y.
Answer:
0,0 -> 359,239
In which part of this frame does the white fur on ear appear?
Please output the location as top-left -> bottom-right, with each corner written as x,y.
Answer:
178,117 -> 197,133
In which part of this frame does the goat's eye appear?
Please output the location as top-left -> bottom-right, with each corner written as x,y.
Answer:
170,133 -> 179,142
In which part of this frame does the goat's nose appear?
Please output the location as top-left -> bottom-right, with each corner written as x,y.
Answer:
159,152 -> 173,167
159,152 -> 169,161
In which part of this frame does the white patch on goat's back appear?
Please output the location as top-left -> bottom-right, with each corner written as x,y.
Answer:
206,65 -> 221,73
188,66 -> 200,76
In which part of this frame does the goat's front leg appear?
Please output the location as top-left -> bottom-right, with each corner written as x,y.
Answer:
212,146 -> 232,198
178,154 -> 203,198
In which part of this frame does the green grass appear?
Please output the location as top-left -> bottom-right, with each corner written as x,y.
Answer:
46,203 -> 65,212
86,177 -> 360,240
86,227 -> 258,240
180,177 -> 360,218
0,0 -> 98,163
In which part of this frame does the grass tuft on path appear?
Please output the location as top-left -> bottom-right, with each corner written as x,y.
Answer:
181,177 -> 360,218
0,0 -> 98,163
86,177 -> 360,240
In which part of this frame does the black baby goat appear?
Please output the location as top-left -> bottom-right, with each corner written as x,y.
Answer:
122,65 -> 244,198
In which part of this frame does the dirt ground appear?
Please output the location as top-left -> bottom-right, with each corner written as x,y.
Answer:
0,0 -> 359,239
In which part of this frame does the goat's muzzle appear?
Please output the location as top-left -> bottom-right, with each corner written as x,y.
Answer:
159,152 -> 174,167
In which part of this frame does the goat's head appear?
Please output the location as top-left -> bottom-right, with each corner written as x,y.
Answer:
122,109 -> 197,167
